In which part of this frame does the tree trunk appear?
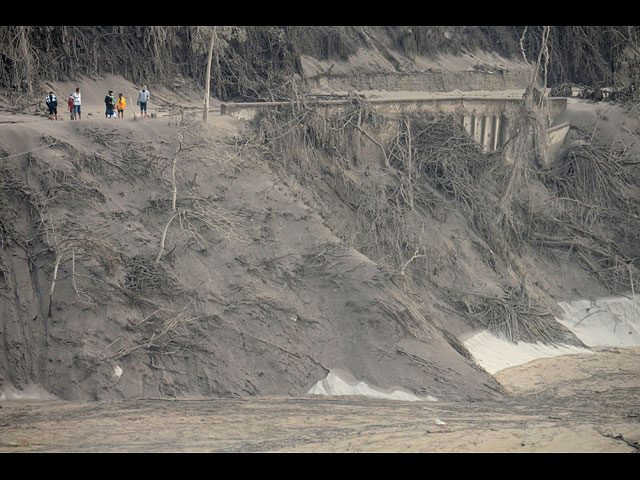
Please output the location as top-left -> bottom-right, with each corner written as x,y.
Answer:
203,26 -> 216,122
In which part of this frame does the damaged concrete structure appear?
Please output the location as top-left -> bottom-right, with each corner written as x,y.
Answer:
221,92 -> 569,159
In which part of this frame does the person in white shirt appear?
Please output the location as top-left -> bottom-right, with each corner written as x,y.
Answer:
72,87 -> 82,120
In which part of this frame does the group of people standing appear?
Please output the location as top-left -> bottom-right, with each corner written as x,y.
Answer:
45,85 -> 151,121
104,91 -> 127,119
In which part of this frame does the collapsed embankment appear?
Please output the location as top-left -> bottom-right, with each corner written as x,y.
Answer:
0,99 -> 507,402
1,78 -> 640,403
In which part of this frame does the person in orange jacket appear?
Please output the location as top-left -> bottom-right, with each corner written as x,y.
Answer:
116,93 -> 126,119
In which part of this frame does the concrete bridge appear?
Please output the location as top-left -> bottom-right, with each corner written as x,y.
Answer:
221,91 -> 568,155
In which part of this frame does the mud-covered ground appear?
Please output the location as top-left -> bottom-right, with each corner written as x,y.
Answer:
2,75 -> 640,453
1,347 -> 638,453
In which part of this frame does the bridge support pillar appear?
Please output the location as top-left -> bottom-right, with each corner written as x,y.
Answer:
473,115 -> 483,145
463,114 -> 503,152
482,116 -> 494,152
493,116 -> 501,151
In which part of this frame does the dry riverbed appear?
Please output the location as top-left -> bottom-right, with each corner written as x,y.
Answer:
1,347 -> 638,453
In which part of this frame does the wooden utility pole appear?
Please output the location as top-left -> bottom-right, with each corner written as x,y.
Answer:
203,26 -> 216,123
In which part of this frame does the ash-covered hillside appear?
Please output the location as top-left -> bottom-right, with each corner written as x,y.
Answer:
1,26 -> 640,402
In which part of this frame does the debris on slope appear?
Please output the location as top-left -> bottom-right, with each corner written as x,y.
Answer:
0,108 -> 508,402
2,33 -> 640,402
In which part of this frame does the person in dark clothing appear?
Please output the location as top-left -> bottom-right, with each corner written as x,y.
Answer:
105,90 -> 116,118
46,91 -> 58,120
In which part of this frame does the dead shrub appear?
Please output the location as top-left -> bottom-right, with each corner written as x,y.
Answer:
121,254 -> 179,296
449,281 -> 582,346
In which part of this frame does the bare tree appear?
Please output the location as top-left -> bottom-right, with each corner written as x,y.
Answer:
203,26 -> 217,123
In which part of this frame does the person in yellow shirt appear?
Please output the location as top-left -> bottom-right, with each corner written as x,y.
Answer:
116,93 -> 126,119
